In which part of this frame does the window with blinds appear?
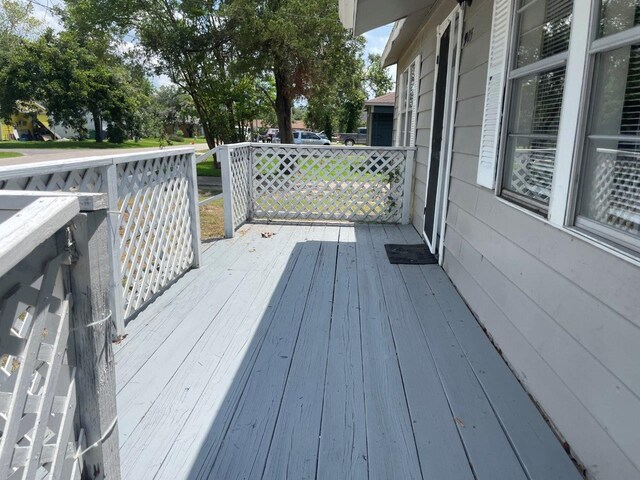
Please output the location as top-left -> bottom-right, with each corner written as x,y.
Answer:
500,0 -> 573,211
575,1 -> 640,252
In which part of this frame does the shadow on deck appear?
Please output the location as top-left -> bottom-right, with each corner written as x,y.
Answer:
113,223 -> 581,480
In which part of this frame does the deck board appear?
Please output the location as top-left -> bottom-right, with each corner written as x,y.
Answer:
369,225 -> 475,480
354,225 -> 423,480
118,225 -> 303,478
396,224 -> 581,479
205,229 -> 325,479
115,223 -> 581,480
152,225 -> 314,480
316,227 -> 368,480
262,227 -> 339,479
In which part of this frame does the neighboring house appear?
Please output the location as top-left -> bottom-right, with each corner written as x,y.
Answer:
365,91 -> 395,146
48,113 -> 98,140
0,103 -> 57,141
341,1 -> 640,479
291,119 -> 307,131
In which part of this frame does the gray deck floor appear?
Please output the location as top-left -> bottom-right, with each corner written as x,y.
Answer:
114,223 -> 581,480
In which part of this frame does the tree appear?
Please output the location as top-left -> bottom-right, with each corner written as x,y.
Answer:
305,34 -> 366,135
365,53 -> 393,98
0,0 -> 42,41
0,30 -> 153,142
61,0 -> 269,147
154,85 -> 198,134
226,0 -> 361,143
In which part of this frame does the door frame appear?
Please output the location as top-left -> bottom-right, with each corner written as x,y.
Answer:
423,5 -> 464,263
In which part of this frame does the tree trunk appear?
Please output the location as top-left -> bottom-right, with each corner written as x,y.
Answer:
274,67 -> 293,144
93,114 -> 103,143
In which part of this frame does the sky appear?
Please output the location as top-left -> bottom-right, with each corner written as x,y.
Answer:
29,1 -> 396,92
363,24 -> 397,88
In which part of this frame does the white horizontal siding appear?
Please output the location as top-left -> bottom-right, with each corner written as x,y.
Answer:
396,0 -> 640,479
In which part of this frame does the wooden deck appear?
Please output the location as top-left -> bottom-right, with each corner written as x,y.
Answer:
114,223 -> 581,480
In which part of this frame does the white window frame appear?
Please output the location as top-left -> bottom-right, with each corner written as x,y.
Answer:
567,3 -> 640,255
483,0 -> 640,263
395,56 -> 421,147
495,0 -> 574,214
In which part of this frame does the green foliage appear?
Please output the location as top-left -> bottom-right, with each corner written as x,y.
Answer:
306,34 -> 366,134
107,123 -> 126,143
0,29 -> 154,142
226,0 -> 362,142
55,0 -> 371,145
0,0 -> 42,53
365,53 -> 393,98
62,0 -> 277,147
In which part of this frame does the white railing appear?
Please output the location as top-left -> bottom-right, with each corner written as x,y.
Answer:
218,143 -> 415,236
0,192 -> 120,480
0,149 -> 201,333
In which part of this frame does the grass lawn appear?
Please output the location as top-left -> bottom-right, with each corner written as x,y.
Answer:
0,151 -> 24,159
196,160 -> 221,177
0,137 -> 208,150
199,197 -> 224,239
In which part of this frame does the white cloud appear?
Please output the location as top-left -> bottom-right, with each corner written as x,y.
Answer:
153,74 -> 174,88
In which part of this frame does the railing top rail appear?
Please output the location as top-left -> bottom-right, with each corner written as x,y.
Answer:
0,194 -> 79,277
248,142 -> 415,151
196,143 -> 414,166
0,147 -> 196,180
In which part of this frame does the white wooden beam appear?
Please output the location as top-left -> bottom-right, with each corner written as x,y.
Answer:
0,196 -> 79,277
548,1 -> 596,226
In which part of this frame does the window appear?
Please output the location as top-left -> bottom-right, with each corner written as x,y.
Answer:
500,0 -> 573,212
396,56 -> 420,147
479,0 -> 640,257
575,1 -> 640,251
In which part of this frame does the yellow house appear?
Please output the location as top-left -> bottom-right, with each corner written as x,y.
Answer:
1,102 -> 55,141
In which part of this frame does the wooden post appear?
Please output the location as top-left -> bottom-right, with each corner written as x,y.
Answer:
68,208 -> 121,480
248,145 -> 255,222
220,145 -> 235,238
102,163 -> 125,335
402,148 -> 416,225
185,151 -> 202,268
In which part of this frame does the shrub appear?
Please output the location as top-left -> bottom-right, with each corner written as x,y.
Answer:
169,134 -> 185,142
107,124 -> 126,143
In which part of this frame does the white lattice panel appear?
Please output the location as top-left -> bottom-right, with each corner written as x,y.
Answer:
591,150 -> 640,233
250,145 -> 407,223
229,146 -> 252,230
0,151 -> 199,321
116,153 -> 195,317
510,149 -> 555,203
0,168 -> 103,193
0,250 -> 81,480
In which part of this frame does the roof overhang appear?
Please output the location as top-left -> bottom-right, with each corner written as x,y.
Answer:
339,0 -> 437,36
381,6 -> 434,67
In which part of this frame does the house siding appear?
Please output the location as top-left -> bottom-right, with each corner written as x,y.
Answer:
396,1 -> 640,479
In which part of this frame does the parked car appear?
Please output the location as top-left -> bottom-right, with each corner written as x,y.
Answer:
260,128 -> 279,142
335,127 -> 367,146
273,130 -> 331,145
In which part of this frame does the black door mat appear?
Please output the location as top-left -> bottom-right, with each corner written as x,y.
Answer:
384,244 -> 437,265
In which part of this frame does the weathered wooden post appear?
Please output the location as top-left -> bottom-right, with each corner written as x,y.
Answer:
102,162 -> 126,336
220,145 -> 235,238
402,147 -> 416,225
68,201 -> 121,480
185,150 -> 202,268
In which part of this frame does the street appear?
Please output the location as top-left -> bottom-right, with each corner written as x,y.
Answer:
0,144 -> 210,167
